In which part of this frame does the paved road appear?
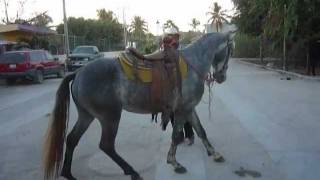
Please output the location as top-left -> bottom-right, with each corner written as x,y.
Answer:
0,55 -> 319,180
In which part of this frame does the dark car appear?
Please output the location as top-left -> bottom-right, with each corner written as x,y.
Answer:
67,46 -> 103,71
0,50 -> 65,84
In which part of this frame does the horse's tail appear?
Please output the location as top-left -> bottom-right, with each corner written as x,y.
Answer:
43,72 -> 76,180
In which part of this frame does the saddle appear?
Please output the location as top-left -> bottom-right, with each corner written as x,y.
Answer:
127,48 -> 165,61
119,47 -> 186,129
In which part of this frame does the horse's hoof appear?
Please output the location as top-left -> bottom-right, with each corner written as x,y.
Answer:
213,154 -> 225,163
186,136 -> 194,146
61,172 -> 77,180
174,166 -> 187,174
131,174 -> 143,180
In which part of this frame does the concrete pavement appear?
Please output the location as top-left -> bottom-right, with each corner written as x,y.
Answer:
0,57 -> 319,180
209,60 -> 320,180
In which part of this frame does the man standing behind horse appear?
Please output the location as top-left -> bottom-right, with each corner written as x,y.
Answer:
126,27 -> 195,144
161,27 -> 195,145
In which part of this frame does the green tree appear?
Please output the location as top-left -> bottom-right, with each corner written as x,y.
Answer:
163,20 -> 179,32
143,33 -> 157,54
30,12 -> 53,27
129,16 -> 148,42
190,18 -> 200,32
232,0 -> 299,42
96,9 -> 115,22
232,0 -> 267,36
207,2 -> 229,32
232,0 -> 320,70
295,0 -> 320,42
56,10 -> 123,51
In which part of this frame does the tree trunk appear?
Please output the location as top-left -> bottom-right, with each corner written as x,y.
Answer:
306,47 -> 310,75
283,4 -> 287,71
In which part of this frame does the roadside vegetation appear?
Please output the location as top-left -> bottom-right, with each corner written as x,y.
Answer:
231,0 -> 320,74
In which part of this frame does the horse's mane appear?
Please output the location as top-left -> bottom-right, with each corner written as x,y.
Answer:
182,32 -> 223,50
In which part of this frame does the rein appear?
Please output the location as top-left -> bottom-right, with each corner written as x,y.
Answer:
181,54 -> 216,83
181,37 -> 231,121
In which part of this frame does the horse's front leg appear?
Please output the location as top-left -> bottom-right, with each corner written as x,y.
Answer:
167,114 -> 187,173
189,110 -> 225,162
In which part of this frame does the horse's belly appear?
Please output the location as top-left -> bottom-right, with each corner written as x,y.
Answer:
123,106 -> 152,114
120,81 -> 155,114
120,83 -> 178,114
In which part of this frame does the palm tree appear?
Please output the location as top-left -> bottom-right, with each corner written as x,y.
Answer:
163,20 -> 179,32
190,18 -> 200,32
129,16 -> 148,42
96,9 -> 114,22
207,2 -> 229,32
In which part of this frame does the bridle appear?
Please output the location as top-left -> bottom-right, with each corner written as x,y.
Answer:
214,39 -> 231,78
182,38 -> 231,85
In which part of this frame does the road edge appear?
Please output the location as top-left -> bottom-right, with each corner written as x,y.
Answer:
234,59 -> 320,81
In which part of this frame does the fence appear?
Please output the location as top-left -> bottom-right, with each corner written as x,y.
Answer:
233,33 -> 312,74
47,34 -> 124,55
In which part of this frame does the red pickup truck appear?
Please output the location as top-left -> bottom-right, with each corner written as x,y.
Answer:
0,50 -> 65,84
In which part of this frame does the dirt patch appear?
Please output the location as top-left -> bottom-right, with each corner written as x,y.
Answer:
234,167 -> 262,178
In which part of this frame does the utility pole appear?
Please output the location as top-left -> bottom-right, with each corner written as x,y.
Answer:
156,20 -> 160,36
62,0 -> 70,57
259,34 -> 264,63
283,4 -> 287,71
123,8 -> 127,49
73,35 -> 76,50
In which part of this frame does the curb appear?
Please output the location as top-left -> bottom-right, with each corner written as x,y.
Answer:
236,59 -> 320,81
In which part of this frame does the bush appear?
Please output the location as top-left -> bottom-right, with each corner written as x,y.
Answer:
233,33 -> 260,58
142,41 -> 158,54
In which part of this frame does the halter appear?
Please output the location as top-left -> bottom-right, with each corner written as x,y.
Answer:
213,38 -> 231,79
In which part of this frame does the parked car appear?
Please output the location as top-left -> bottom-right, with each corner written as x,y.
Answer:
0,50 -> 65,84
67,45 -> 103,71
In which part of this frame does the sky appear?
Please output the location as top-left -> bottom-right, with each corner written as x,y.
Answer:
1,0 -> 234,35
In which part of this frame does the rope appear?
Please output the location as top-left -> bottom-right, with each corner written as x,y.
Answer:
205,72 -> 215,122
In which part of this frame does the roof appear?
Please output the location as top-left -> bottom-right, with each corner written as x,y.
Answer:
0,40 -> 17,45
0,24 -> 56,35
2,49 -> 46,54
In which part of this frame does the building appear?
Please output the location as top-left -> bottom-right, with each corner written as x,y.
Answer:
0,24 -> 57,53
0,24 -> 56,42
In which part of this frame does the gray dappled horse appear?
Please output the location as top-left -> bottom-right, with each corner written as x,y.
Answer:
43,32 -> 232,180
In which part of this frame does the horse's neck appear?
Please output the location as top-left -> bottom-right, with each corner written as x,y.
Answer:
181,42 -> 212,78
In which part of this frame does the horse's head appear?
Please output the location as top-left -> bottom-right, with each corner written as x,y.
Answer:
203,32 -> 234,84
211,37 -> 232,84
182,31 -> 235,84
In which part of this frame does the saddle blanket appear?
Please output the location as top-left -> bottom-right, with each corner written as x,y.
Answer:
118,52 -> 188,83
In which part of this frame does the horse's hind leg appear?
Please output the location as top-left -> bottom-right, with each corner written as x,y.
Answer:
61,108 -> 94,180
189,110 -> 225,162
98,110 -> 143,180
